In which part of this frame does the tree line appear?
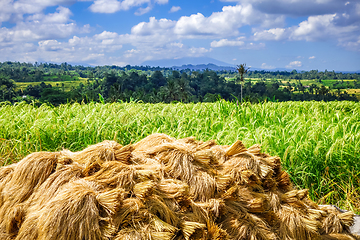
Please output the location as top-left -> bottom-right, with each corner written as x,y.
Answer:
0,62 -> 359,105
1,61 -> 359,82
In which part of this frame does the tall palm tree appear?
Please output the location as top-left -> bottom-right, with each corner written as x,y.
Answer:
236,63 -> 249,104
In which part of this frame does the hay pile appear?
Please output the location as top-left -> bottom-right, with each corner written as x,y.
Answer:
0,133 -> 358,240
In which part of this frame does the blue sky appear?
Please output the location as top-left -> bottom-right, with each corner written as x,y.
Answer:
0,0 -> 359,71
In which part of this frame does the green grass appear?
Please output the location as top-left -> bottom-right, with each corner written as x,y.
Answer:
16,78 -> 90,91
0,101 -> 359,212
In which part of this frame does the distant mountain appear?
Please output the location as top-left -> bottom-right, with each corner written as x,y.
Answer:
335,70 -> 360,74
141,57 -> 360,73
172,63 -> 236,71
141,57 -> 234,68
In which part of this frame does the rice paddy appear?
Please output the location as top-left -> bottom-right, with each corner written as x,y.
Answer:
0,100 -> 359,213
15,77 -> 90,91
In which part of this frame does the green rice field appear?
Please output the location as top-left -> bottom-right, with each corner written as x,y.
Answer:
15,77 -> 90,91
0,101 -> 359,212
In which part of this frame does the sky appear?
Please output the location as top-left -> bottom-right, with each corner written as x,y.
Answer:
0,0 -> 360,71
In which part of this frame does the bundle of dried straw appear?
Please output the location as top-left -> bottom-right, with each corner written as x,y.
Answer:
0,133 -> 358,240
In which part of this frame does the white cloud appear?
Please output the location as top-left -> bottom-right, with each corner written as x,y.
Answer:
88,0 -> 121,13
0,31 -> 124,65
0,2 -> 288,65
189,47 -> 212,55
169,6 -> 181,13
2,0 -> 358,67
290,14 -> 359,43
0,0 -> 76,24
261,63 -> 275,69
173,4 -> 284,37
338,35 -> 360,52
135,6 -> 152,15
286,61 -> 302,68
119,0 -> 150,11
122,41 -> 211,63
38,40 -> 63,51
27,6 -> 72,23
309,56 -> 316,59
211,39 -> 244,47
242,42 -> 265,49
13,0 -> 76,15
0,22 -> 213,66
253,12 -> 360,51
123,4 -> 280,56
131,17 -> 175,36
0,0 -> 15,24
223,0 -> 353,17
154,0 -> 168,4
0,7 -> 83,45
253,28 -> 287,41
94,31 -> 119,40
88,0 -> 168,14
291,14 -> 334,41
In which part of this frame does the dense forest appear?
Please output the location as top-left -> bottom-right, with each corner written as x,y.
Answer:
0,61 -> 359,105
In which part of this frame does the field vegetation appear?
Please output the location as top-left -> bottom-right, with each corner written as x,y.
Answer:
0,100 -> 359,213
15,78 -> 90,91
1,61 -> 359,105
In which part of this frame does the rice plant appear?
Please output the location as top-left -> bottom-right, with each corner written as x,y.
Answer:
0,100 -> 359,212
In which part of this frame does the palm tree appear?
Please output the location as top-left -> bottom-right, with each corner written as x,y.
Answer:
236,63 -> 250,104
177,78 -> 193,102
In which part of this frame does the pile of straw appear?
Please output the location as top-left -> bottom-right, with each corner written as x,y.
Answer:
0,133 -> 358,240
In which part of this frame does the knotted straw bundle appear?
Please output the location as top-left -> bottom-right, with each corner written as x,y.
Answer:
0,133 -> 358,240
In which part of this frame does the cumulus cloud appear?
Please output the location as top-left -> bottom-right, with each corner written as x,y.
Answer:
155,0 -> 168,4
253,11 -> 360,51
88,0 -> 168,14
0,30 -> 124,65
286,61 -> 302,68
0,0 -> 76,24
0,0 -> 15,24
123,3 -> 284,55
169,6 -> 181,13
174,5 -> 264,37
129,4 -> 283,39
210,38 -> 264,49
88,0 -> 122,13
309,56 -> 316,59
1,0 -> 358,67
253,28 -> 287,41
2,2 -> 275,65
0,7 -> 87,46
338,35 -> 360,52
27,6 -> 72,23
122,39 -> 211,63
211,39 -> 244,47
135,6 -> 152,15
238,42 -> 265,50
0,22 -> 213,66
293,14 -> 359,45
221,0 -> 355,17
131,17 -> 175,35
261,63 -> 275,69
218,0 -> 360,52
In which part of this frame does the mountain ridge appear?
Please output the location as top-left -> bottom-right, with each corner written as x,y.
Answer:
141,57 -> 360,73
